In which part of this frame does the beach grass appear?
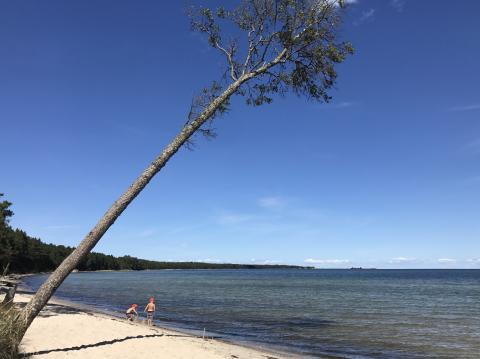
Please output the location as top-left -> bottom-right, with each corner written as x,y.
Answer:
0,305 -> 20,359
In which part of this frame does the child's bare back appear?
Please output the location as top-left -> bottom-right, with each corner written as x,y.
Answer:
144,297 -> 156,326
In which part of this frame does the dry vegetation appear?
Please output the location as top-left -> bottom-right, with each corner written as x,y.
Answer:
0,305 -> 20,359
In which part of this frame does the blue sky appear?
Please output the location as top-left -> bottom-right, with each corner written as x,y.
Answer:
1,0 -> 479,268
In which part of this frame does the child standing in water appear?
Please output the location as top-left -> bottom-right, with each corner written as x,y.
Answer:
144,297 -> 156,326
126,304 -> 138,321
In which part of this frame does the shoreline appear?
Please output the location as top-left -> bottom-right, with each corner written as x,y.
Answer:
17,274 -> 302,356
13,290 -> 300,359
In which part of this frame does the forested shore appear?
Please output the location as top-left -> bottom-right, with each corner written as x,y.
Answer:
1,194 -> 309,274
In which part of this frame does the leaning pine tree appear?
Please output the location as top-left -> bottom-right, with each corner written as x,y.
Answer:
11,0 -> 354,349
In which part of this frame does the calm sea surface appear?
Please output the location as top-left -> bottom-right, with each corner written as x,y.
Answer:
24,269 -> 480,358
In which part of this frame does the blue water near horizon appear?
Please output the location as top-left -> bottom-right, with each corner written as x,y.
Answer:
23,269 -> 480,358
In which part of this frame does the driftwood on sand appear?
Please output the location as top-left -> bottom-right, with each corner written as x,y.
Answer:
0,276 -> 19,307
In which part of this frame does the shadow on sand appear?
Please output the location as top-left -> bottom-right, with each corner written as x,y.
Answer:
20,333 -> 165,357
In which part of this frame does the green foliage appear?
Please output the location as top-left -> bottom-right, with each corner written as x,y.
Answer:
0,194 -> 14,226
0,194 -> 310,274
190,0 -> 354,106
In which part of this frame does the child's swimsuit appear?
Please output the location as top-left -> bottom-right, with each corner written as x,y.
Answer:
126,309 -> 136,320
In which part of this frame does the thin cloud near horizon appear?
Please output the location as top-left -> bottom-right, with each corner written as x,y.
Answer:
257,196 -> 287,209
437,258 -> 456,263
448,103 -> 480,112
305,258 -> 351,264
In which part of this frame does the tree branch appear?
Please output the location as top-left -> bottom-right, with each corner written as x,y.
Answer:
214,40 -> 238,81
242,27 -> 256,75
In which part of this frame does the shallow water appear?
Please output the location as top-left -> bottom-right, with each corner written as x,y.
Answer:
24,269 -> 480,358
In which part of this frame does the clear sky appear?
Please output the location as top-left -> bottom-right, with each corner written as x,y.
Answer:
1,0 -> 479,268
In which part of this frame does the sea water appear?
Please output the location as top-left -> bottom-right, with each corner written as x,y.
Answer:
23,269 -> 480,358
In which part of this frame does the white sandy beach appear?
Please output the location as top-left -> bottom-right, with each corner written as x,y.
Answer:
12,293 -> 294,359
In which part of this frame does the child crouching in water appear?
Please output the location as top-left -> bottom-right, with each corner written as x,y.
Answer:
144,297 -> 156,326
126,304 -> 138,321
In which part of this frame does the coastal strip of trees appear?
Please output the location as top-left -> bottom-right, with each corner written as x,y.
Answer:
0,194 -> 311,274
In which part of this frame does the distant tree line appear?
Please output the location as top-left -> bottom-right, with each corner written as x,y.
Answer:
0,194 -> 310,273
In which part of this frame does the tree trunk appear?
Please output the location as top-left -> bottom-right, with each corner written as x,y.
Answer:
15,77 -> 245,342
